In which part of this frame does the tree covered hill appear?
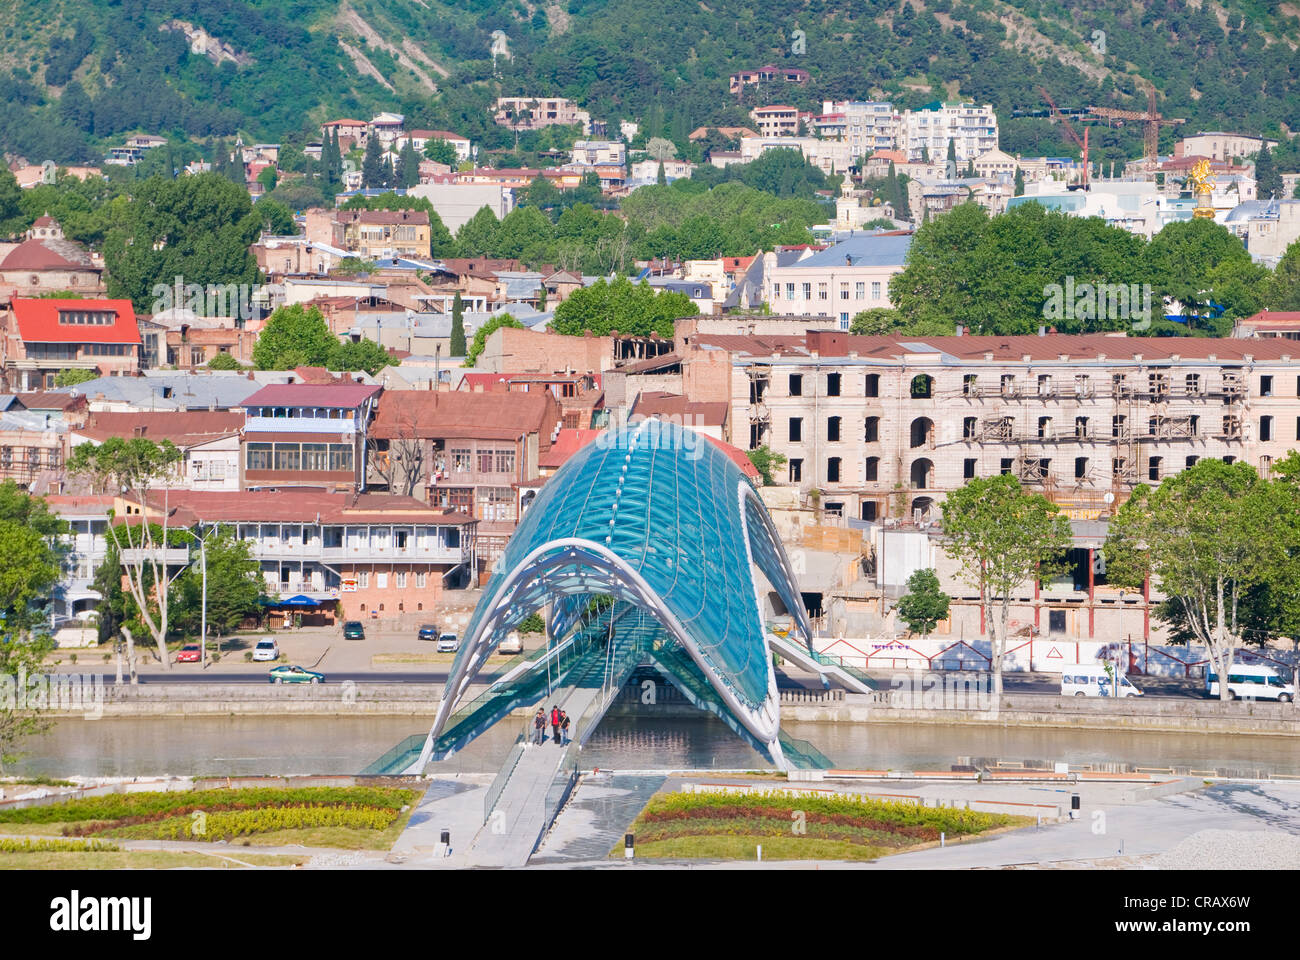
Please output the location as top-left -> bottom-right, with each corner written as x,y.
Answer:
2,0 -> 1297,167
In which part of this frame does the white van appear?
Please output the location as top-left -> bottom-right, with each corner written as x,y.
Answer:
1061,663 -> 1143,698
1206,663 -> 1295,702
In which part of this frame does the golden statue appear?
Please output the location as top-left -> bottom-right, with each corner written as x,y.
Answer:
1187,158 -> 1217,219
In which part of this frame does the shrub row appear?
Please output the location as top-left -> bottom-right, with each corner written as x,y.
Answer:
0,786 -> 415,824
0,837 -> 120,853
146,804 -> 401,841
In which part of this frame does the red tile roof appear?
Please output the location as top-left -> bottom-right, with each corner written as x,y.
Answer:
631,391 -> 729,428
242,382 -> 382,408
135,488 -> 473,525
11,298 -> 139,343
538,428 -> 602,468
76,411 -> 244,446
371,390 -> 557,441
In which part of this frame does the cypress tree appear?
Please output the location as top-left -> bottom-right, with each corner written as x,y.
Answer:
1255,141 -> 1281,199
656,160 -> 666,185
450,291 -> 467,357
362,135 -> 383,188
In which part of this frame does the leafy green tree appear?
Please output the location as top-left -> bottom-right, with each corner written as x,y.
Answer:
252,304 -> 337,370
254,197 -> 296,235
0,162 -> 23,238
423,139 -> 459,166
1266,239 -> 1300,311
895,568 -> 950,637
54,368 -> 99,387
940,475 -> 1072,698
102,174 -> 263,312
256,166 -> 279,192
745,445 -> 787,486
66,438 -> 185,675
329,338 -> 398,377
455,206 -> 501,256
173,526 -> 262,639
464,314 -> 524,367
450,292 -> 467,357
206,352 -> 243,370
850,308 -> 905,335
1144,218 -> 1261,329
1013,167 -> 1025,197
551,277 -> 698,337
1106,460 -> 1294,699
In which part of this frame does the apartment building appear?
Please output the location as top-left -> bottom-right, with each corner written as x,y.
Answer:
396,129 -> 472,162
3,299 -> 142,391
750,105 -> 804,138
898,102 -> 999,162
570,140 -> 626,167
701,331 -> 1300,525
368,389 -> 561,567
818,101 -> 898,159
739,135 -> 855,176
240,381 -> 383,492
0,408 -> 66,485
493,97 -> 591,134
122,488 -> 477,618
765,234 -> 912,324
47,494 -> 114,621
730,66 -> 810,95
1175,132 -> 1279,162
71,411 -> 244,491
333,209 -> 432,260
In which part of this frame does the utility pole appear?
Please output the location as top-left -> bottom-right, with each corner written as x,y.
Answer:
200,529 -> 208,667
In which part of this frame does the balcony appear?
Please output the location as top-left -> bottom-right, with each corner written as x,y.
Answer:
247,538 -> 466,565
245,416 -> 358,435
119,546 -> 191,566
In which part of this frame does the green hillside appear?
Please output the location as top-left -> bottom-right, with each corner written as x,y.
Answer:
1,0 -> 1297,166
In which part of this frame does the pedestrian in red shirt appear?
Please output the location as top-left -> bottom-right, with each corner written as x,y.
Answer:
551,705 -> 561,744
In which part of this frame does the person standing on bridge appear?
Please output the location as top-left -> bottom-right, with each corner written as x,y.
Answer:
534,708 -> 546,745
561,710 -> 571,745
551,705 -> 561,744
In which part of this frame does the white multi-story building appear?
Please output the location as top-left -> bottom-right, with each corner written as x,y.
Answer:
738,136 -> 854,176
818,101 -> 899,160
570,140 -> 626,167
765,234 -> 912,325
899,102 -> 999,163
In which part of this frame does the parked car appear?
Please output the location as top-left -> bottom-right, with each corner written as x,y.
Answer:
417,624 -> 439,642
437,632 -> 460,653
252,639 -> 280,662
175,644 -> 201,663
497,631 -> 523,655
268,664 -> 324,684
343,621 -> 365,640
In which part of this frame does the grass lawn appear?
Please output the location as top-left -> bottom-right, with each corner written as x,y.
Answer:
102,806 -> 416,850
0,850 -> 307,869
615,788 -> 1032,862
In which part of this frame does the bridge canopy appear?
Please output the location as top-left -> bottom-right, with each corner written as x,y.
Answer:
427,419 -> 814,764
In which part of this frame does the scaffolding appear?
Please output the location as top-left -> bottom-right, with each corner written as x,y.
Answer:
747,363 -> 771,448
978,415 -> 1015,442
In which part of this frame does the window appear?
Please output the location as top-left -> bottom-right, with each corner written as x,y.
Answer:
246,443 -> 272,471
1261,375 -> 1273,397
1075,457 -> 1089,479
450,448 -> 471,472
359,571 -> 370,589
1075,417 -> 1089,439
395,572 -> 407,589
786,283 -> 795,299
1113,457 -> 1128,478
864,374 -> 880,398
1037,374 -> 1052,396
190,346 -> 205,367
801,283 -> 811,300
817,282 -> 828,300
376,573 -> 388,589
910,375 -> 933,399
789,458 -> 803,483
789,418 -> 803,442
478,449 -> 495,473
416,572 -> 427,588
827,457 -> 841,483
840,282 -> 850,300
495,449 -> 516,474
827,416 -> 841,442
871,281 -> 881,299
962,374 -> 978,397
1001,374 -> 1017,396
328,444 -> 354,472
1261,416 -> 1274,442
1186,455 -> 1199,469
302,443 -> 328,471
864,457 -> 879,481
860,501 -> 878,521
855,282 -> 865,299
1112,415 -> 1128,439
1038,416 -> 1052,439
963,416 -> 977,439
395,530 -> 408,549
964,458 -> 976,479
1000,458 -> 1013,475
789,374 -> 802,396
1186,373 -> 1202,395
865,417 -> 880,442
826,373 -> 841,396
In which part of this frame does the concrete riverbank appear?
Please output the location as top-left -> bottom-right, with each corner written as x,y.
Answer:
38,683 -> 1300,737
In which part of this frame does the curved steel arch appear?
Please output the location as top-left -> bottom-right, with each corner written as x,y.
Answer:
417,420 -> 812,770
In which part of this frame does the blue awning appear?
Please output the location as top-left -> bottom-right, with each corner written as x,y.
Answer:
262,594 -> 323,607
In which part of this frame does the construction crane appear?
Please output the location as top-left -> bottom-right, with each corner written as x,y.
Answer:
1087,87 -> 1185,167
1039,87 -> 1089,188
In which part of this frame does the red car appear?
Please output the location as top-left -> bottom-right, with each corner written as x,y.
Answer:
175,644 -> 202,663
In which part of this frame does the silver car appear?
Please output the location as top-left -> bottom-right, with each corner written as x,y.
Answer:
252,639 -> 280,662
437,633 -> 459,653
